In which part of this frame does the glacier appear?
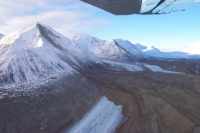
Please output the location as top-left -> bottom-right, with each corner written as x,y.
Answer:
68,96 -> 124,133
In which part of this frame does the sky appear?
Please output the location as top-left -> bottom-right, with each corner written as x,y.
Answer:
0,0 -> 200,53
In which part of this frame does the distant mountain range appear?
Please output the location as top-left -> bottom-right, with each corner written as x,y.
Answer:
0,23 -> 189,87
71,33 -> 200,61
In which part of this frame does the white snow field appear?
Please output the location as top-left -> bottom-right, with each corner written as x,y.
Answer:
68,96 -> 124,133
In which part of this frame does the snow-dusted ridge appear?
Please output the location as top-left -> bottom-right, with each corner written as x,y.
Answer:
68,96 -> 124,133
72,34 -> 130,62
102,60 -> 179,74
72,34 -> 200,61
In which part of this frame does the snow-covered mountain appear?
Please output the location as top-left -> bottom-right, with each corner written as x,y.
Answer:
0,24 -> 149,87
0,24 -> 89,86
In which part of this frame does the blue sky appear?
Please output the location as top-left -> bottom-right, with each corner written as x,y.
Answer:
0,0 -> 199,53
88,4 -> 200,51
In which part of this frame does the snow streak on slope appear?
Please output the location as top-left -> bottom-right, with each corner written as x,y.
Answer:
103,60 -> 179,74
103,60 -> 144,72
0,24 -> 85,86
69,96 -> 124,133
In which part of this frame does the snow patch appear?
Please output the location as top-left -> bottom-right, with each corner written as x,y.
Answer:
68,96 -> 124,133
103,60 -> 144,72
102,60 -> 179,74
144,64 -> 179,74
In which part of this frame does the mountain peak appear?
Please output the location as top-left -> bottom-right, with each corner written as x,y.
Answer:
0,24 -> 77,86
0,23 -> 43,48
0,23 -> 70,51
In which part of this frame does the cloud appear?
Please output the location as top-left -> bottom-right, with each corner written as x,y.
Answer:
183,41 -> 200,54
0,0 -> 109,35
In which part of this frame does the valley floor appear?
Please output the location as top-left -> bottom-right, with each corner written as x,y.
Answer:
1,66 -> 200,133
84,67 -> 200,133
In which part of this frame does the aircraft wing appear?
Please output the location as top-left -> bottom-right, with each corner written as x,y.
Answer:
81,0 -> 199,15
81,0 -> 142,15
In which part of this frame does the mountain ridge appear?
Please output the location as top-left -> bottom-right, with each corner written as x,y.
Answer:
0,23 -> 196,88
71,33 -> 200,61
